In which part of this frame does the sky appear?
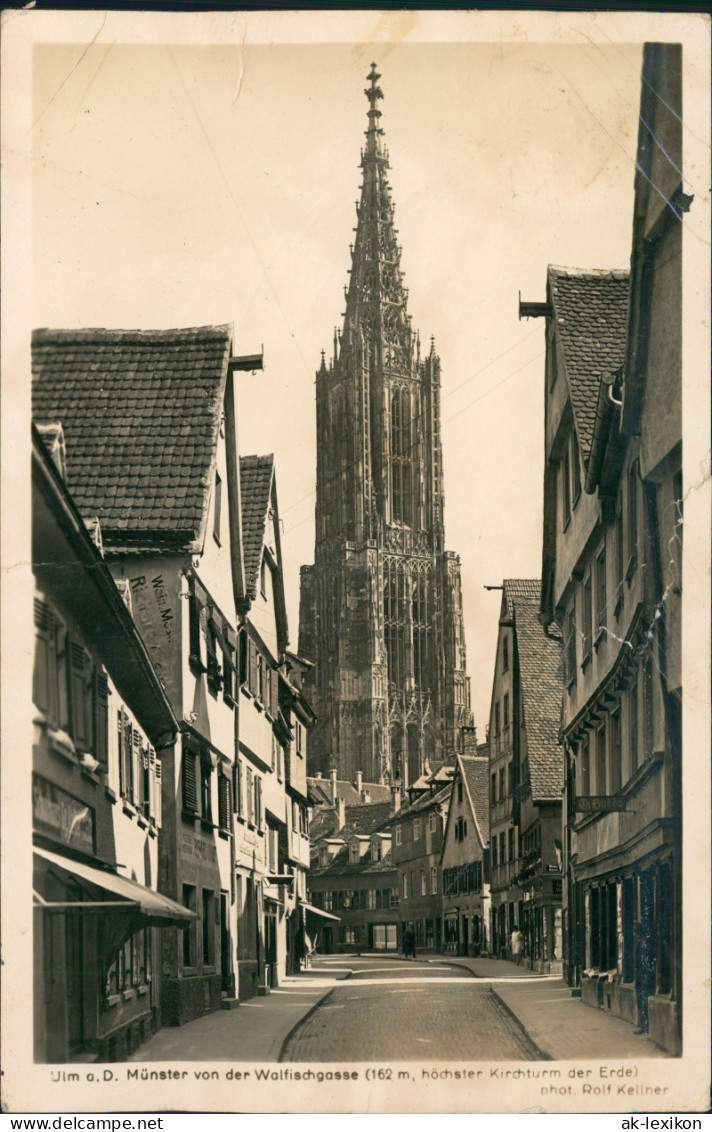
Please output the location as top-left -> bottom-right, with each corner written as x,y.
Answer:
30,14 -> 647,729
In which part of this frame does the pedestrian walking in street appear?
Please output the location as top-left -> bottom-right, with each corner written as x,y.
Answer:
511,926 -> 525,966
634,922 -> 655,1036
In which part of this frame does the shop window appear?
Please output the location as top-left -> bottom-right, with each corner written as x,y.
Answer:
622,876 -> 635,982
202,889 -> 215,966
183,885 -> 197,967
657,861 -> 672,995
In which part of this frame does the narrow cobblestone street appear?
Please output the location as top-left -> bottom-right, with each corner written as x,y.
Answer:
130,953 -> 669,1064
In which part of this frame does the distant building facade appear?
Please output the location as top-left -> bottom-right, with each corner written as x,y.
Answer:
391,766 -> 454,953
299,64 -> 473,787
441,735 -> 491,957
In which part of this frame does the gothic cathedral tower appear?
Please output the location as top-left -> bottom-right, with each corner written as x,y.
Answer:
299,65 -> 473,785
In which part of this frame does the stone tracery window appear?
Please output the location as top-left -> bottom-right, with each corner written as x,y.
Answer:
390,385 -> 413,526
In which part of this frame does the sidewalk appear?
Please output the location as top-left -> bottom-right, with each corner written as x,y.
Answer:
492,979 -> 668,1060
128,976 -> 336,1063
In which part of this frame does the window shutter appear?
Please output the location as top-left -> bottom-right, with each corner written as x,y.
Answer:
154,758 -> 163,827
188,581 -> 207,673
255,776 -> 262,829
218,773 -> 231,831
246,766 -> 254,824
94,670 -> 109,768
238,629 -> 247,688
182,743 -> 198,813
233,759 -> 243,819
69,640 -> 91,748
33,598 -> 53,716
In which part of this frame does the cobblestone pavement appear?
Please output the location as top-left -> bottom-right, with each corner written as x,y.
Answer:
348,963 -> 467,981
280,982 -> 542,1062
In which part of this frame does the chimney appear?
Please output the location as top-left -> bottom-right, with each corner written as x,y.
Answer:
314,771 -> 322,779
355,770 -> 363,796
330,767 -> 338,804
337,798 -> 346,829
391,785 -> 402,813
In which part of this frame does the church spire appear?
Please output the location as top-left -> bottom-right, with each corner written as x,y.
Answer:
341,64 -> 411,366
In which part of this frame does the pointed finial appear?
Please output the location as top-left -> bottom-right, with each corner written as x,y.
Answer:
364,62 -> 384,155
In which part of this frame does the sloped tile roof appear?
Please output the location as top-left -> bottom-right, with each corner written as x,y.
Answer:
513,595 -> 563,803
342,802 -> 393,835
240,454 -> 274,599
306,778 -> 391,807
32,326 -> 231,551
548,267 -> 630,463
503,579 -> 541,619
460,753 -> 490,844
401,780 -> 452,816
310,844 -> 396,878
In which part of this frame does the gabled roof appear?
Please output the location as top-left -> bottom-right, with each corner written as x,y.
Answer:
459,754 -> 490,845
32,326 -> 232,552
513,595 -> 563,803
547,268 -> 630,463
400,780 -> 452,816
240,454 -> 275,599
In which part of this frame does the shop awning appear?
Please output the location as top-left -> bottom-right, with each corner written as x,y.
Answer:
299,900 -> 340,923
34,846 -> 197,925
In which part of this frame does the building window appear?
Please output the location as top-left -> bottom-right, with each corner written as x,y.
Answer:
431,866 -> 437,894
494,702 -> 500,735
200,756 -> 213,824
457,778 -> 463,804
499,767 -> 505,801
429,812 -> 436,833
491,838 -> 498,869
582,573 -> 592,664
182,885 -> 197,967
564,605 -> 577,688
629,673 -> 639,778
610,706 -> 622,793
490,773 -> 496,806
508,827 -> 515,864
627,461 -> 639,582
503,692 -> 510,730
213,471 -> 222,545
202,889 -> 215,966
562,448 -> 571,529
579,735 -> 590,796
413,819 -> 420,842
420,869 -> 427,896
596,726 -> 607,795
395,824 -> 402,846
571,432 -> 582,505
502,636 -> 509,672
615,496 -> 625,614
350,842 -> 360,863
499,831 -> 506,864
402,873 -> 408,900
595,544 -> 607,641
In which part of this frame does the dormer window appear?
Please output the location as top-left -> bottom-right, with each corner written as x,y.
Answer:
349,842 -> 360,863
